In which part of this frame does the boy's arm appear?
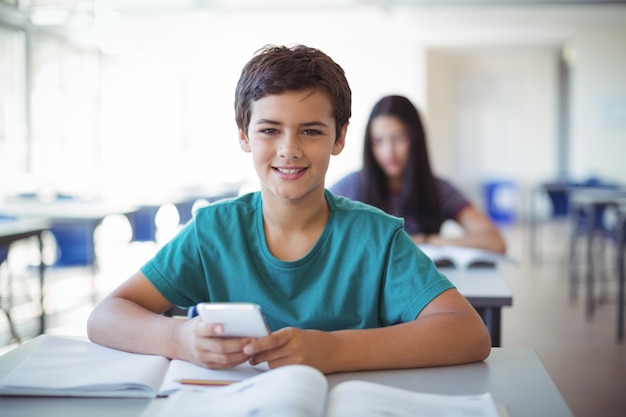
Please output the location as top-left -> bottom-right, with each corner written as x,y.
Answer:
244,288 -> 491,374
87,272 -> 254,368
87,271 -> 179,357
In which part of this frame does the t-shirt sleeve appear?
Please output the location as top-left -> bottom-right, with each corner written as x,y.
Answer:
140,220 -> 209,307
380,228 -> 455,324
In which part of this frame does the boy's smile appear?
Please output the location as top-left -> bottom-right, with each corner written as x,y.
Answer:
239,89 -> 346,203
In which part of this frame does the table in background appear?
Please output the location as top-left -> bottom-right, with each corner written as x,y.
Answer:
0,218 -> 51,337
442,268 -> 513,347
528,181 -> 624,264
0,337 -> 573,417
0,200 -> 138,268
568,187 -> 626,319
615,198 -> 626,342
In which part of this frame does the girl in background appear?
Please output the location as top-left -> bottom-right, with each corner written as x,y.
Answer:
331,95 -> 506,254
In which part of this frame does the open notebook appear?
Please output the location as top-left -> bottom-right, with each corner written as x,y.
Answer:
0,335 -> 266,398
147,364 -> 502,417
418,244 -> 517,270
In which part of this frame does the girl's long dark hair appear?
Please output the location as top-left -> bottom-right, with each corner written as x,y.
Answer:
361,95 -> 443,234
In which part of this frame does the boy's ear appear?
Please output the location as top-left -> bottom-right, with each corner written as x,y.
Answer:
331,122 -> 349,156
238,129 -> 251,153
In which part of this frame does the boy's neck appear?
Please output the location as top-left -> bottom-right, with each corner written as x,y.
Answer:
261,188 -> 329,230
260,188 -> 329,261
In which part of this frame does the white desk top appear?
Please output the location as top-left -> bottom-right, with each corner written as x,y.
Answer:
0,217 -> 51,240
569,187 -> 626,206
0,338 -> 573,417
0,200 -> 139,221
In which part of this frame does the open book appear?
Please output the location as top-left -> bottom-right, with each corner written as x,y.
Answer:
0,335 -> 266,398
418,244 -> 517,270
149,364 -> 501,417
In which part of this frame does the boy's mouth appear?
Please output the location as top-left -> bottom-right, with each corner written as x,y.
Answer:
274,167 -> 306,174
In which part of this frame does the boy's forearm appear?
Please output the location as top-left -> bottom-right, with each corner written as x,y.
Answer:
87,298 -> 183,359
328,312 -> 491,373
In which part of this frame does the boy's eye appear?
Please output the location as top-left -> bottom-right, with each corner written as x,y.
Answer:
260,128 -> 279,135
302,129 -> 322,136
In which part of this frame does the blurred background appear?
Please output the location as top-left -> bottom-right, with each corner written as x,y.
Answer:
2,3 -> 626,416
1,0 -> 625,219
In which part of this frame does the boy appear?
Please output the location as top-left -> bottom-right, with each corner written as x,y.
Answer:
87,44 -> 491,374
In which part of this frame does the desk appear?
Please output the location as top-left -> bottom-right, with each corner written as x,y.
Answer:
441,268 -> 513,347
615,198 -> 626,342
0,200 -> 138,267
0,218 -> 51,337
568,187 -> 626,318
0,337 -> 574,417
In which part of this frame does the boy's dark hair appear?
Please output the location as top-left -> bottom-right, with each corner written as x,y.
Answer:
235,44 -> 351,141
361,95 -> 443,234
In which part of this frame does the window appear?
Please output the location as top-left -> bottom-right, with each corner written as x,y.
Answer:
0,25 -> 26,198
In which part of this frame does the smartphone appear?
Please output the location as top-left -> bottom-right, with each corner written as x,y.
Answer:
195,302 -> 270,338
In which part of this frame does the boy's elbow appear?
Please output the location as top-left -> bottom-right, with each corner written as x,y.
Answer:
86,302 -> 108,344
495,237 -> 507,255
474,330 -> 492,362
468,320 -> 492,362
85,308 -> 99,343
455,316 -> 492,364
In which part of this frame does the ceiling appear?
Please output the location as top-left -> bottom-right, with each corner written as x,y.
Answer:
7,0 -> 624,28
25,0 -> 626,16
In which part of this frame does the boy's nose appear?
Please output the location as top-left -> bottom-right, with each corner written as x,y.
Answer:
278,133 -> 302,159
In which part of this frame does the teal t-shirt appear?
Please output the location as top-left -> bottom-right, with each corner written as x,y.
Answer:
141,190 -> 454,332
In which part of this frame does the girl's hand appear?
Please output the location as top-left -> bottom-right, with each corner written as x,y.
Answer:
410,233 -> 427,244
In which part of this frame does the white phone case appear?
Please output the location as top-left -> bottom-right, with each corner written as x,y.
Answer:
195,302 -> 270,338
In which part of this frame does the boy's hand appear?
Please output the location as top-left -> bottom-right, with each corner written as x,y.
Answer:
182,317 -> 259,369
242,327 -> 338,374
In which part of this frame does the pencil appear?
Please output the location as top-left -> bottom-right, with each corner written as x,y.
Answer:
176,379 -> 237,386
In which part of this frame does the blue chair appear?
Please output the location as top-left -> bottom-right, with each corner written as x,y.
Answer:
49,220 -> 99,268
125,206 -> 161,242
530,180 -> 576,264
543,180 -> 576,218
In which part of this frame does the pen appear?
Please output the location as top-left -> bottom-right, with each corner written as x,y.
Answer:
176,379 -> 237,386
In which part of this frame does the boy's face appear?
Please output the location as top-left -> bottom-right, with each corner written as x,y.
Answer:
239,89 -> 346,203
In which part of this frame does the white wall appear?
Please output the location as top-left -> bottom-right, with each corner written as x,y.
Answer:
95,5 -> 626,205
427,46 -> 560,209
570,23 -> 626,183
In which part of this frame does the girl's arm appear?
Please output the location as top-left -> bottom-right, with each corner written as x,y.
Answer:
424,205 -> 507,254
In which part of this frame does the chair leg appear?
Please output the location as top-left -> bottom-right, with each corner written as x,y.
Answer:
568,220 -> 583,302
0,259 -> 21,343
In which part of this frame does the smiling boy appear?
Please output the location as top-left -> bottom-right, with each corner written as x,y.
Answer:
87,44 -> 491,373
